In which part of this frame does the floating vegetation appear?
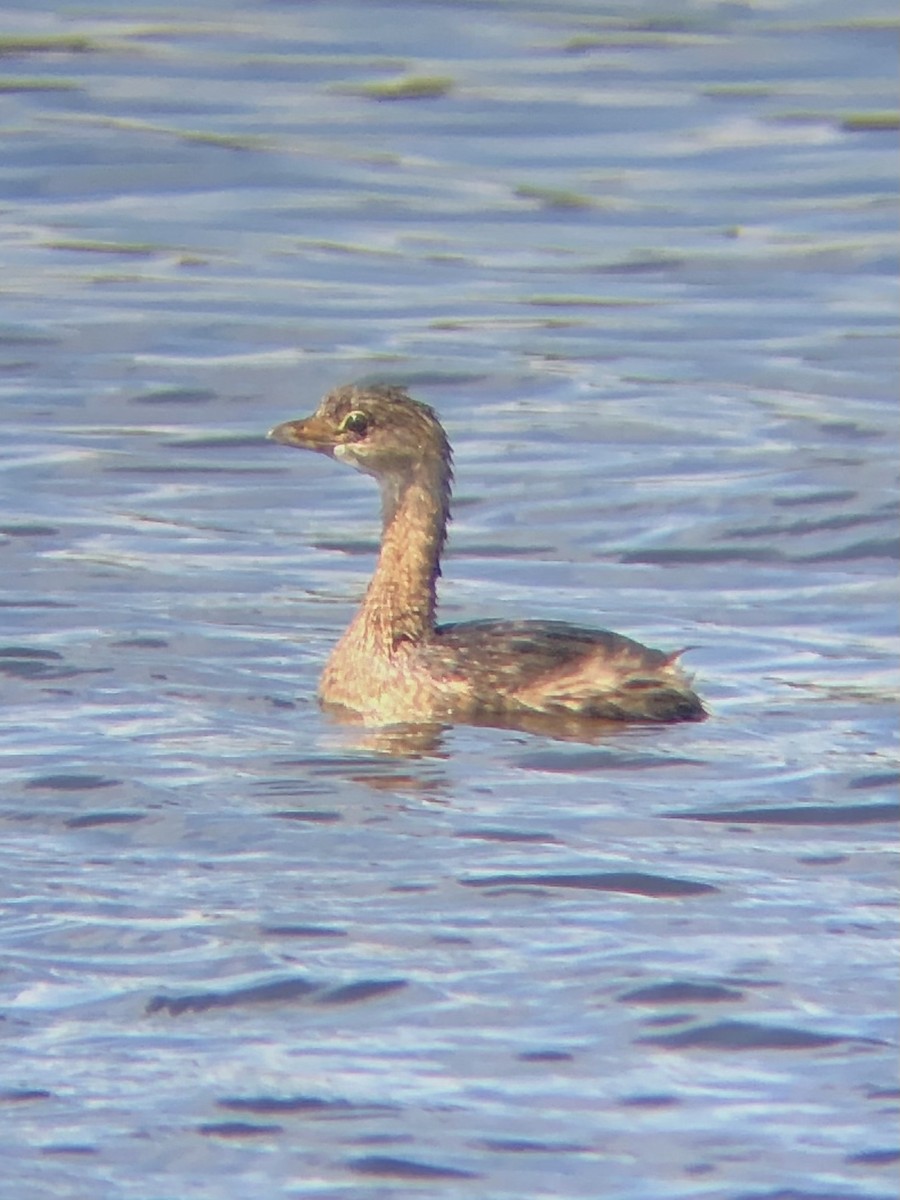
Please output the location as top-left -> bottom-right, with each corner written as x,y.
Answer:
0,77 -> 81,92
562,31 -> 715,50
563,33 -> 612,52
523,294 -> 658,308
42,239 -> 160,256
349,75 -> 454,101
177,129 -> 269,150
289,237 -> 400,259
771,108 -> 900,133
811,17 -> 900,32
429,316 -> 582,331
514,184 -> 595,210
0,34 -> 99,55
841,111 -> 900,132
42,113 -> 270,152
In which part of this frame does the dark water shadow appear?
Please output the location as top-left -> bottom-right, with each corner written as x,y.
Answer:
636,1019 -> 875,1052
666,802 -> 899,826
459,870 -> 717,899
146,974 -> 407,1017
347,1154 -> 480,1181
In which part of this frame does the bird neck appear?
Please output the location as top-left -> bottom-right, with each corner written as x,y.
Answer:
348,457 -> 451,653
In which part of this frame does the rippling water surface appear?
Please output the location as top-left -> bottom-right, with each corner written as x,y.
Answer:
1,1 -> 897,1197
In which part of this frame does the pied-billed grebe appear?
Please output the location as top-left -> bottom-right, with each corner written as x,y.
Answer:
269,384 -> 705,727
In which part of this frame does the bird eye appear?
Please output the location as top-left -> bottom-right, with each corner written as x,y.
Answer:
339,410 -> 370,436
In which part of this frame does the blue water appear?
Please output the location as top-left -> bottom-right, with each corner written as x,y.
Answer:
1,2 -> 897,1197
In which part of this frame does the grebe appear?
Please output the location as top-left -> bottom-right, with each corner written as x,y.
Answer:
269,385 -> 705,727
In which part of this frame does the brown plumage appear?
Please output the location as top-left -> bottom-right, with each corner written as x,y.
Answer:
269,384 -> 705,727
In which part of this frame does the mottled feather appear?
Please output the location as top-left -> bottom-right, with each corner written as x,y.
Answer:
269,387 -> 705,728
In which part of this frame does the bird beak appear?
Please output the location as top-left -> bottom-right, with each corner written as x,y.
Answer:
268,415 -> 336,454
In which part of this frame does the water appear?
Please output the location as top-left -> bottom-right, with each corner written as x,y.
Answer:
1,2 -> 897,1197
